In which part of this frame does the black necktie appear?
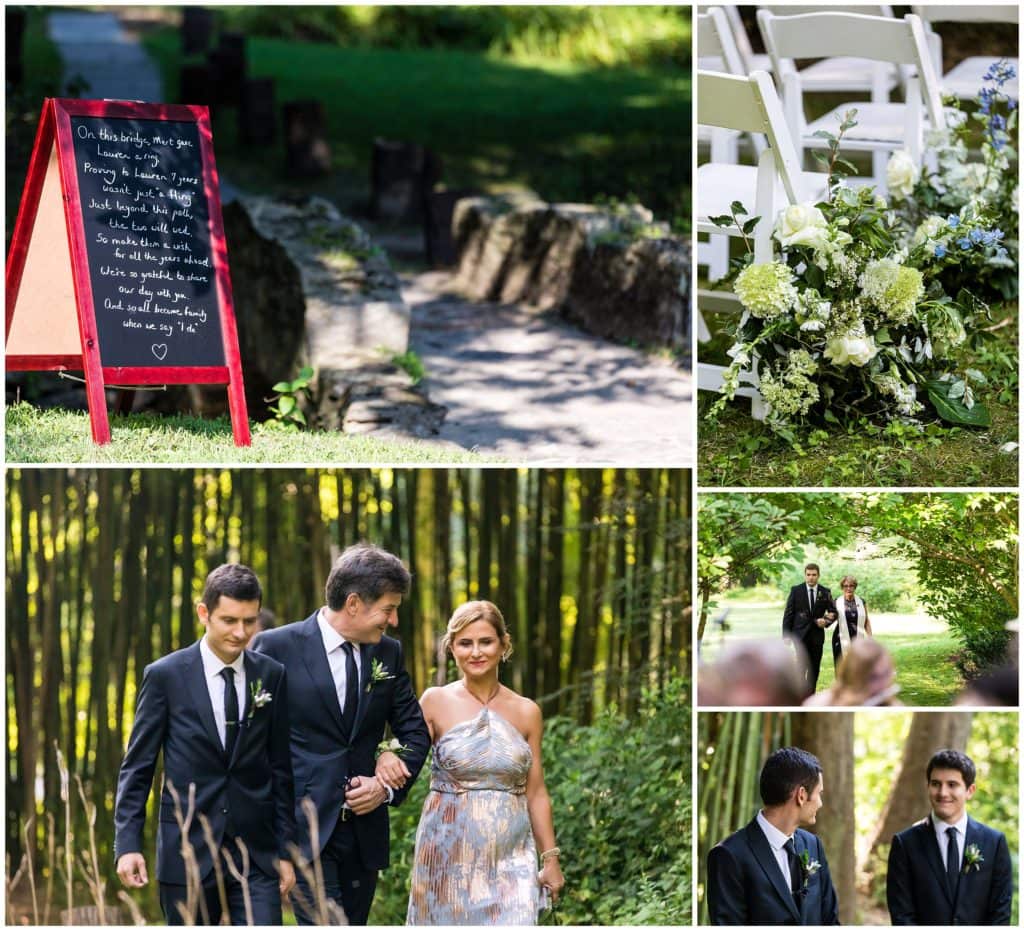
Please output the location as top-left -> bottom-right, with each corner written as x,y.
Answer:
783,838 -> 802,898
220,667 -> 239,759
946,826 -> 960,897
340,642 -> 359,739
808,587 -> 815,612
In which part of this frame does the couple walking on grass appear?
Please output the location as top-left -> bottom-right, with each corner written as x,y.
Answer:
707,746 -> 1013,925
113,544 -> 564,926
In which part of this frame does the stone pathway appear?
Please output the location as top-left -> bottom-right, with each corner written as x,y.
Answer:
48,10 -> 163,103
404,271 -> 692,464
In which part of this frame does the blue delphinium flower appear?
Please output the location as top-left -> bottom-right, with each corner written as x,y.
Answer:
934,244 -> 946,258
958,237 -> 973,250
946,215 -> 960,229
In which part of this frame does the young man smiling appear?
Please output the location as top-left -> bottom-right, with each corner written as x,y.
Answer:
114,564 -> 296,925
887,748 -> 1013,925
706,746 -> 839,925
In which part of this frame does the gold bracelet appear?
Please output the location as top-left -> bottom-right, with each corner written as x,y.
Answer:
540,847 -> 561,862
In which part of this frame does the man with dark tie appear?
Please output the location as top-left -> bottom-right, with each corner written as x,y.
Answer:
707,746 -> 840,925
255,543 -> 430,925
782,563 -> 837,695
114,564 -> 296,924
887,749 -> 1012,925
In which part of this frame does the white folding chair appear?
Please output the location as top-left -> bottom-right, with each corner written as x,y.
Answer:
697,69 -> 828,421
758,10 -> 945,190
912,5 -> 1019,102
701,6 -> 904,99
696,7 -> 752,280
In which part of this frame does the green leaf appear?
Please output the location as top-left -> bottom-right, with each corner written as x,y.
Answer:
271,381 -> 292,393
741,217 -> 761,235
278,396 -> 297,415
926,379 -> 991,427
730,200 -> 746,215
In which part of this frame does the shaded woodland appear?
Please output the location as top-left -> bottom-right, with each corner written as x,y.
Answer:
5,467 -> 691,897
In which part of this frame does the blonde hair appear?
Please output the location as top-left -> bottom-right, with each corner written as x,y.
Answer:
834,638 -> 895,704
839,575 -> 858,588
441,600 -> 513,661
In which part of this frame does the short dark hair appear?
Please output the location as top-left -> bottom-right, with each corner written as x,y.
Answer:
201,564 -> 262,612
926,749 -> 976,788
804,563 -> 820,573
760,747 -> 823,806
325,543 -> 411,610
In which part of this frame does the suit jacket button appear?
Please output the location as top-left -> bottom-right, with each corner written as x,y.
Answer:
221,808 -> 228,814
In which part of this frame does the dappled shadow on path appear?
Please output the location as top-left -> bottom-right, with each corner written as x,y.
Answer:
405,273 -> 692,464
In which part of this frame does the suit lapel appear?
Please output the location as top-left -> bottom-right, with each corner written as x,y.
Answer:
744,820 -> 801,923
916,818 -> 955,907
300,614 -> 346,738
954,818 -> 982,913
180,643 -> 224,760
351,642 -> 376,738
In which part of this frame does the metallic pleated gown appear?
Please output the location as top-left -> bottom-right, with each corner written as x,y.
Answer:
406,708 -> 539,925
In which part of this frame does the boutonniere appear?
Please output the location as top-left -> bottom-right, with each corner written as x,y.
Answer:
248,679 -> 272,719
799,850 -> 822,890
366,658 -> 395,693
963,844 -> 984,873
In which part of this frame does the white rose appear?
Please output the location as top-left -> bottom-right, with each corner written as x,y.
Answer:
774,204 -> 829,250
824,333 -> 878,367
912,214 -> 946,246
886,150 -> 919,199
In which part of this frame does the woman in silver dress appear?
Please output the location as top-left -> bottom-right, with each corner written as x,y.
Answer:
376,600 -> 564,925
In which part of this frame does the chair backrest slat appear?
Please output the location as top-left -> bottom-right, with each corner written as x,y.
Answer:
758,11 -> 944,129
912,5 -> 1018,25
696,7 -> 745,77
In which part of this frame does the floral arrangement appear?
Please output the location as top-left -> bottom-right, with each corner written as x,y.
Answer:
888,61 -> 1018,303
708,112 -> 999,437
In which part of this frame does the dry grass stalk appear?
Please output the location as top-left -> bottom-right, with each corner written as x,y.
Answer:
166,779 -> 206,924
74,775 -> 107,923
220,839 -> 254,926
54,743 -> 73,924
197,812 -> 231,923
44,812 -> 56,924
6,852 -> 29,924
22,815 -> 39,923
117,890 -> 147,926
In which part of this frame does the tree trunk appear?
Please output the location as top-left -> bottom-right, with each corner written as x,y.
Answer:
791,712 -> 856,924
864,712 -> 974,869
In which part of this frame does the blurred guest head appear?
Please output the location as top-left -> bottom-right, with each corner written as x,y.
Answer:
808,638 -> 899,707
699,638 -> 807,706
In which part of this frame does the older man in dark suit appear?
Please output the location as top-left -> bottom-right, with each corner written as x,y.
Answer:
256,543 -> 430,925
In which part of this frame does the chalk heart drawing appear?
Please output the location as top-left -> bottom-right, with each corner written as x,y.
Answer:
151,343 -> 168,361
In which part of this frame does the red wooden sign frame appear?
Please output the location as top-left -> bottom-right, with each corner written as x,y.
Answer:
5,98 -> 251,446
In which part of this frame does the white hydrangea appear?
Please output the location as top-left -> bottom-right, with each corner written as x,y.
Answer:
734,261 -> 798,319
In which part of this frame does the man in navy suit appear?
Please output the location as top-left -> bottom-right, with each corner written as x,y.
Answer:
887,748 -> 1013,925
782,564 -> 837,695
707,746 -> 840,925
114,564 -> 296,925
255,543 -> 430,925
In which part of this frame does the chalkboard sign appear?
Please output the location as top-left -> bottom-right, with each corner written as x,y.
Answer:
70,115 -> 225,368
5,98 -> 249,445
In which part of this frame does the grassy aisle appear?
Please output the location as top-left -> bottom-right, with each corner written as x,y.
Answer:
5,403 -> 484,464
699,598 -> 960,706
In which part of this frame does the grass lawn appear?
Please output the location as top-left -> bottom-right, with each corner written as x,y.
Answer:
699,596 -> 961,706
697,313 -> 1019,487
5,403 -> 486,464
140,28 -> 690,222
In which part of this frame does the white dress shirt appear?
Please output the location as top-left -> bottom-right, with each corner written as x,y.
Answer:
316,609 -> 392,805
757,810 -> 795,888
199,634 -> 246,749
931,810 -> 968,869
317,607 -> 362,715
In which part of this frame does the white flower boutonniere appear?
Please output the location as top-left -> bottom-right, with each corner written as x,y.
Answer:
248,679 -> 272,719
799,850 -> 822,890
963,844 -> 984,873
366,658 -> 395,693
